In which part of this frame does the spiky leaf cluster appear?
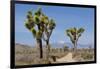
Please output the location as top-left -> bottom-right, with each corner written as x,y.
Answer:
42,17 -> 56,41
25,8 -> 44,39
66,27 -> 84,44
25,8 -> 56,40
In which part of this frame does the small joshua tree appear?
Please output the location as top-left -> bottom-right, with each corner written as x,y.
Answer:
66,27 -> 85,57
25,8 -> 44,59
63,45 -> 69,52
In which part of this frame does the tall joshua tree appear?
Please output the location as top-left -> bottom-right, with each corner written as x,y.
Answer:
66,27 -> 84,57
25,8 -> 44,59
41,14 -> 56,63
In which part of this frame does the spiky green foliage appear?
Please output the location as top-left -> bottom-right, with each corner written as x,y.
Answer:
31,27 -> 36,37
25,8 -> 46,39
25,11 -> 35,30
66,27 -> 84,44
42,18 -> 56,41
48,19 -> 56,30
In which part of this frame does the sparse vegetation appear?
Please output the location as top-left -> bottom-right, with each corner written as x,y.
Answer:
81,51 -> 94,60
15,44 -> 94,65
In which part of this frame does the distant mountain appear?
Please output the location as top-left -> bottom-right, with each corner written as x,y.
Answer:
50,42 -> 94,49
15,42 -> 94,49
15,43 -> 35,53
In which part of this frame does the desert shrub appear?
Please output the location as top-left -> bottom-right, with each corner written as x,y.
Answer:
40,59 -> 51,64
63,45 -> 69,52
81,52 -> 93,60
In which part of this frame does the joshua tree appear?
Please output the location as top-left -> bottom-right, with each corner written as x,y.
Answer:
66,27 -> 85,57
25,8 -> 44,59
41,14 -> 56,63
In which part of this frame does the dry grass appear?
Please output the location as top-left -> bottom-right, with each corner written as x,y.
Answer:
15,44 -> 94,65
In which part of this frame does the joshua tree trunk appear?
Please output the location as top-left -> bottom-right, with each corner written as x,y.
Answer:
37,24 -> 43,59
46,40 -> 50,52
73,41 -> 77,57
36,39 -> 43,59
46,39 -> 51,63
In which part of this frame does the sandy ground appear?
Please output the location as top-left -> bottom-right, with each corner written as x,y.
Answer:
56,52 -> 76,63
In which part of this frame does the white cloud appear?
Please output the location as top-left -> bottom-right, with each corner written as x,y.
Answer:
58,40 -> 65,44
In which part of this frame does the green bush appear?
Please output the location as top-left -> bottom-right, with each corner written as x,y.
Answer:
81,52 -> 93,60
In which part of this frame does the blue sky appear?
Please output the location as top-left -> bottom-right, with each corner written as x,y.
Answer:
15,4 -> 94,47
